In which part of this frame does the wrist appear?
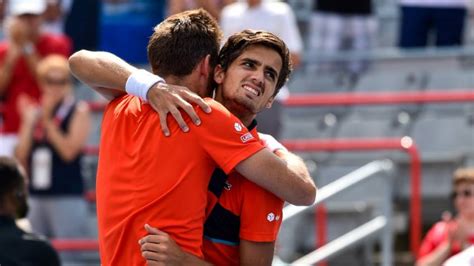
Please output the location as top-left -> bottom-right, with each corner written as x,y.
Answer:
125,69 -> 165,101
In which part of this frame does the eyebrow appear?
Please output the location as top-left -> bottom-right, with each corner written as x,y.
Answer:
241,57 -> 279,80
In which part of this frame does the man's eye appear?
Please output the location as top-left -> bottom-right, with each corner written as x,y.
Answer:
265,71 -> 276,81
243,62 -> 253,68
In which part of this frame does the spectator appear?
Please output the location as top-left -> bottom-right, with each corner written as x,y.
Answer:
399,0 -> 468,48
0,0 -> 71,157
308,0 -> 377,81
0,156 -> 60,266
220,0 -> 303,139
416,168 -> 474,266
14,55 -> 91,261
41,0 -> 74,35
167,0 -> 235,20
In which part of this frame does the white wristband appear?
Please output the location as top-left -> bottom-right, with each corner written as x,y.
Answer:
258,133 -> 288,153
125,69 -> 165,101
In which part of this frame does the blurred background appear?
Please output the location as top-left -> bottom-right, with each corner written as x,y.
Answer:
0,0 -> 473,265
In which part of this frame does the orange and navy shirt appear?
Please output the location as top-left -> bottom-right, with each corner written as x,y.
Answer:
203,121 -> 285,266
95,95 -> 264,266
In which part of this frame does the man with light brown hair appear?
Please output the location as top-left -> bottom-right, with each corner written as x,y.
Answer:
70,9 -> 315,266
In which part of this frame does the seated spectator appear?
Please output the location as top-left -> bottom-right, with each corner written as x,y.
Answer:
0,0 -> 71,157
0,156 -> 60,266
14,55 -> 91,245
416,168 -> 474,266
398,0 -> 468,48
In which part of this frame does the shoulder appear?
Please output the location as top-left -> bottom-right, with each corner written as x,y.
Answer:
423,221 -> 450,243
205,98 -> 231,115
430,221 -> 450,233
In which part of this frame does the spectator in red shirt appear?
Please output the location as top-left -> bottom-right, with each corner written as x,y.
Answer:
0,0 -> 71,156
417,168 -> 474,266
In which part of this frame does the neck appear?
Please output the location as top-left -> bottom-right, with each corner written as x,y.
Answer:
163,74 -> 204,96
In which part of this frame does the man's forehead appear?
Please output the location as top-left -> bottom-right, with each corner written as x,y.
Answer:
239,45 -> 281,63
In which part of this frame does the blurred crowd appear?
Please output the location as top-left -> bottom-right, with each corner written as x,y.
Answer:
0,0 -> 473,265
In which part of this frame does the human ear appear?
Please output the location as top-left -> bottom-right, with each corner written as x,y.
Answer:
265,97 -> 275,109
213,65 -> 225,85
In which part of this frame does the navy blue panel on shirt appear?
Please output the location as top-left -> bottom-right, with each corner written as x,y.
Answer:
208,168 -> 229,198
204,203 -> 240,245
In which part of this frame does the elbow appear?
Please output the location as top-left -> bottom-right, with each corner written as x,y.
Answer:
68,50 -> 90,77
301,184 -> 317,206
291,182 -> 317,206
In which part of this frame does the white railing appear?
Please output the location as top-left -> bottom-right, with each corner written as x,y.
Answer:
275,160 -> 395,266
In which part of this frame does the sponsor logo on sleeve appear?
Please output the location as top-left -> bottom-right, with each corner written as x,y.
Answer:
267,212 -> 275,222
240,132 -> 254,143
234,122 -> 243,132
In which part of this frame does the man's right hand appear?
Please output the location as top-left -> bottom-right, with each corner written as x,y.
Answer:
146,83 -> 211,136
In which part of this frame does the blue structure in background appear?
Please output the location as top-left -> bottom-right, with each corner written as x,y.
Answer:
100,0 -> 166,64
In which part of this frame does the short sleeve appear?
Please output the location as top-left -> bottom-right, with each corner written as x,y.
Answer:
417,222 -> 448,260
239,178 -> 284,242
194,99 -> 264,174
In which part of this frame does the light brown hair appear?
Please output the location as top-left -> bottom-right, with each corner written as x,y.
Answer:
453,167 -> 474,185
36,54 -> 70,81
147,8 -> 222,77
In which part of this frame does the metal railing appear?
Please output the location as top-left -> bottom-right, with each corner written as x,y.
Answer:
281,137 -> 421,255
275,160 -> 395,265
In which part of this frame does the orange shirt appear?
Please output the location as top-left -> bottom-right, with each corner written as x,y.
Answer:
96,95 -> 264,266
203,125 -> 284,266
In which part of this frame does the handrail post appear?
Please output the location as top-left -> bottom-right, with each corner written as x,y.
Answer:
381,160 -> 395,266
402,138 -> 422,255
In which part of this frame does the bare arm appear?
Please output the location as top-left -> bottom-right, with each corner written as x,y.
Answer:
235,148 -> 316,206
43,102 -> 91,162
14,99 -> 39,166
139,224 -> 212,266
240,240 -> 274,266
68,50 -> 135,101
68,50 -> 211,135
